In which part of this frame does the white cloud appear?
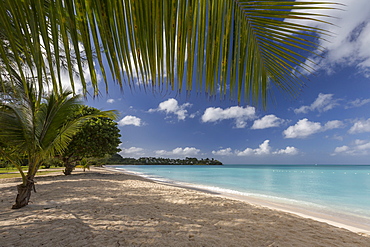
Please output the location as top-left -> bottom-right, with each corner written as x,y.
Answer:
236,140 -> 271,156
357,142 -> 370,151
119,147 -> 145,157
189,112 -> 199,119
354,139 -> 367,146
232,140 -> 299,156
348,118 -> 370,134
155,147 -> 200,157
213,141 -> 299,156
149,98 -> 192,121
201,106 -> 256,128
333,139 -> 370,156
283,119 -> 322,138
154,150 -> 168,156
293,0 -> 370,77
332,134 -> 344,141
118,115 -> 143,127
334,145 -> 349,154
173,147 -> 200,156
273,146 -> 299,155
212,148 -> 233,156
294,93 -> 339,114
283,118 -> 343,139
345,98 -> 370,109
37,39 -> 100,95
251,115 -> 284,129
59,66 -> 90,95
107,99 -> 115,103
324,120 -> 344,130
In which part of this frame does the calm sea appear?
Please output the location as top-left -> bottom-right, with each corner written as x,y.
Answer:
109,164 -> 370,224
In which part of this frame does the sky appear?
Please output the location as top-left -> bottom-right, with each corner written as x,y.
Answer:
84,0 -> 370,165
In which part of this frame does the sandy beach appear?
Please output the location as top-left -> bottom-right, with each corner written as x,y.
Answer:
1,168 -> 369,246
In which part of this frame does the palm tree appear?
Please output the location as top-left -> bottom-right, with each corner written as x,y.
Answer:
0,1 -> 338,106
0,79 -> 116,209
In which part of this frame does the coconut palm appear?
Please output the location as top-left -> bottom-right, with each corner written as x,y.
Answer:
0,79 -> 116,209
0,0 -> 338,106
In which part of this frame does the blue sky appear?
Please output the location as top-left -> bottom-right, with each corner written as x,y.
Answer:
83,1 -> 370,164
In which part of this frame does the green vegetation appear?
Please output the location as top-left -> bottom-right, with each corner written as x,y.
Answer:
0,166 -> 28,173
0,169 -> 63,179
59,106 -> 121,175
0,80 -> 117,209
42,158 -> 64,169
107,155 -> 223,166
0,166 -> 61,173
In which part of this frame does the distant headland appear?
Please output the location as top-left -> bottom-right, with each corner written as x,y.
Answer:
106,154 -> 223,165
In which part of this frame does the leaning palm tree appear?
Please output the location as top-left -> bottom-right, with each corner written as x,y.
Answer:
0,1 -> 338,106
0,79 -> 116,208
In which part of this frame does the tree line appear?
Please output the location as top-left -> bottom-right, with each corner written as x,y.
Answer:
106,155 -> 223,166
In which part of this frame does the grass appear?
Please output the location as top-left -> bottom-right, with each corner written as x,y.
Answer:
0,166 -> 62,173
0,166 -> 28,173
0,167 -> 64,179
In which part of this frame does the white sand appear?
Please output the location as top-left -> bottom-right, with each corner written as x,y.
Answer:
1,168 -> 369,246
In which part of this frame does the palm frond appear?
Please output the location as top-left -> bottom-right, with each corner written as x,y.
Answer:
0,0 -> 339,106
38,91 -> 118,159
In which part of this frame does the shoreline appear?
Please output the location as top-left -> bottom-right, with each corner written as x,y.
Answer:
1,167 -> 369,246
108,166 -> 370,236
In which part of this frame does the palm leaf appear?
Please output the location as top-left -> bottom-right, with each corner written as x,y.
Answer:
0,0 -> 339,106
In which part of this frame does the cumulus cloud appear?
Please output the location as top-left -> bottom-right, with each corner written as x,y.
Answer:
107,99 -> 115,103
118,115 -> 143,127
119,147 -> 145,157
273,146 -> 299,155
294,93 -> 339,114
213,141 -> 298,156
333,139 -> 370,155
334,145 -> 350,154
149,98 -> 192,121
283,119 -> 321,138
236,140 -> 271,156
293,0 -> 370,77
348,118 -> 370,133
201,106 -> 256,128
211,148 -> 233,156
251,115 -> 284,129
283,118 -> 343,139
155,147 -> 200,156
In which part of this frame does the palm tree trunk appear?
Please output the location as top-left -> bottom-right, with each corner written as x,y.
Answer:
63,162 -> 74,175
12,176 -> 35,209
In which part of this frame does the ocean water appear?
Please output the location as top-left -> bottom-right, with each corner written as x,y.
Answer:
109,164 -> 370,224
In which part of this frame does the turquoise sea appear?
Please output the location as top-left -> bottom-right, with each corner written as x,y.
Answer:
109,164 -> 370,228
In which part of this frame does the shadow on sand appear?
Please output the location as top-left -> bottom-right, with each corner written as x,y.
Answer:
1,171 -> 369,246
